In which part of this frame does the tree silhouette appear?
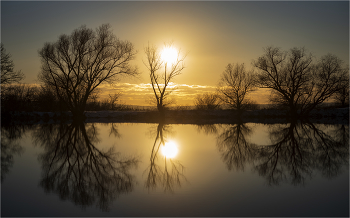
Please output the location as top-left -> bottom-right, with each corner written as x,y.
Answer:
144,121 -> 186,193
217,63 -> 257,112
1,43 -> 24,85
253,47 -> 346,116
1,84 -> 38,113
332,69 -> 349,107
38,24 -> 137,120
144,42 -> 186,115
32,122 -> 138,211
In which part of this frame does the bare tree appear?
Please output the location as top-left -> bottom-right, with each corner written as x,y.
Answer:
217,63 -> 257,112
194,92 -> 221,110
1,43 -> 24,85
38,24 -> 137,120
332,68 -> 349,107
144,42 -> 186,114
254,46 -> 345,116
108,92 -> 122,110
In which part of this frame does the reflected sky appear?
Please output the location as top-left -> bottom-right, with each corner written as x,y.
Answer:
1,122 -> 348,217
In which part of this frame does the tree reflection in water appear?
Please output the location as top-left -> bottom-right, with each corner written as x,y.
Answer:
1,123 -> 30,182
196,124 -> 220,135
32,122 -> 138,211
144,122 -> 186,193
253,122 -> 349,186
216,123 -> 257,171
205,121 -> 349,186
310,123 -> 349,179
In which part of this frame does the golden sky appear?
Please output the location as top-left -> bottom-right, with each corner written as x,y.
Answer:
2,1 -> 348,106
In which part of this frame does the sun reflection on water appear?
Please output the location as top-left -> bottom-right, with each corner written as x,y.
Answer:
161,140 -> 178,158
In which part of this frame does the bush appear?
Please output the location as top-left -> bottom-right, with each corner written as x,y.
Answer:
1,84 -> 37,112
194,93 -> 221,110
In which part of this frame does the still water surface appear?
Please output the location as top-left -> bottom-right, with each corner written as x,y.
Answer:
1,122 -> 349,216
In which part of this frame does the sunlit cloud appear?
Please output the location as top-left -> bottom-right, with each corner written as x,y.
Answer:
97,82 -> 229,106
22,82 -> 270,106
110,82 -> 264,106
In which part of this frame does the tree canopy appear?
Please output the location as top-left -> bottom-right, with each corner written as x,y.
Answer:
1,43 -> 24,85
218,63 -> 257,111
38,24 -> 137,119
254,46 -> 346,116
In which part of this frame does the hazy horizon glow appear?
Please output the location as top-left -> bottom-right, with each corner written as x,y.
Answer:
97,82 -> 222,106
1,1 -> 348,106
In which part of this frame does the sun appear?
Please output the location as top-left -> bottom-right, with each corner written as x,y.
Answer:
161,141 -> 179,158
160,46 -> 178,64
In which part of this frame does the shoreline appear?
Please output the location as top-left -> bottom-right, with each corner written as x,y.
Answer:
2,107 -> 349,125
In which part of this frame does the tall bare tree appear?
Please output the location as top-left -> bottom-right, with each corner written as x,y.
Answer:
217,63 -> 257,111
254,46 -> 345,116
38,24 -> 137,119
1,43 -> 24,84
144,43 -> 186,114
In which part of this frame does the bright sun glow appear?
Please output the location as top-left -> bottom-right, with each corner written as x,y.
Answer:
161,141 -> 179,158
161,46 -> 178,64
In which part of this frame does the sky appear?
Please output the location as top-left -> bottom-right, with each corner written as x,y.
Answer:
1,1 -> 349,106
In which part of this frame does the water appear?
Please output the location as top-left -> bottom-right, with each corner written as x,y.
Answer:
1,121 -> 349,216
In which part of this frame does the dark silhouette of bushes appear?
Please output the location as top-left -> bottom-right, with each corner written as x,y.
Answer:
194,92 -> 221,110
1,84 -> 37,113
1,84 -> 130,116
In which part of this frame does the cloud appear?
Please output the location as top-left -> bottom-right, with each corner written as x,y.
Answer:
24,82 -> 270,106
97,82 -> 218,106
87,82 -> 272,106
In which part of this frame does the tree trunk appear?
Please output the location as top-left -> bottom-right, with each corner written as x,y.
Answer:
71,107 -> 86,122
157,103 -> 165,118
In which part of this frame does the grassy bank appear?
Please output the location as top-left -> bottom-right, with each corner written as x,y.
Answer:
2,107 -> 349,125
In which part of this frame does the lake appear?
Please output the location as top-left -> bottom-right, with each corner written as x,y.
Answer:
1,121 -> 349,217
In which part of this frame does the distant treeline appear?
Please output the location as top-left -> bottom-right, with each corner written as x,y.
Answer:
1,84 -> 132,114
1,83 -> 346,116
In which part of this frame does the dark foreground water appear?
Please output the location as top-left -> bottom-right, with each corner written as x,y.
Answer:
1,121 -> 349,217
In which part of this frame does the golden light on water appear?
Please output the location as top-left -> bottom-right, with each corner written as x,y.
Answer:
161,46 -> 178,64
161,140 -> 178,158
